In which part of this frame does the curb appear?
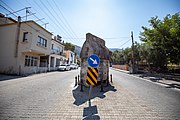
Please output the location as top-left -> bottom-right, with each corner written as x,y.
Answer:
111,67 -> 129,74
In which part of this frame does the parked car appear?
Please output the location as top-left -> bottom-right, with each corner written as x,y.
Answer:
57,64 -> 70,71
75,64 -> 79,69
70,64 -> 79,69
66,64 -> 71,70
70,63 -> 76,70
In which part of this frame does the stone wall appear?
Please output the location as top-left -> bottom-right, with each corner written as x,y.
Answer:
80,33 -> 110,85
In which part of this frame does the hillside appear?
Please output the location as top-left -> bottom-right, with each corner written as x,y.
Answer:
109,48 -> 122,52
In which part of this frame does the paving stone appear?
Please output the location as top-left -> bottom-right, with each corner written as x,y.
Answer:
0,72 -> 179,119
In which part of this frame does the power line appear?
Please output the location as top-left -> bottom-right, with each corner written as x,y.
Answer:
51,0 -> 79,40
0,1 -> 71,46
15,0 -> 55,31
2,0 -> 102,45
1,0 -> 32,22
0,0 -> 18,16
39,0 -> 75,39
31,0 -> 69,37
1,0 -> 133,48
15,0 -> 45,25
6,7 -> 28,16
0,3 -> 17,18
0,4 -> 52,41
27,9 -> 44,23
1,0 -> 42,24
43,0 -> 82,44
24,0 -> 65,35
63,37 -> 131,40
118,39 -> 131,48
104,37 -> 130,39
45,0 -> 73,36
26,9 -> 49,28
35,18 -> 45,22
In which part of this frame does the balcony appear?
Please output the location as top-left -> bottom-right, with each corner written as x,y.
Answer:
51,50 -> 66,57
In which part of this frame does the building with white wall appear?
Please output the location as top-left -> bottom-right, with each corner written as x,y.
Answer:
65,50 -> 75,65
48,36 -> 67,71
0,16 -> 52,75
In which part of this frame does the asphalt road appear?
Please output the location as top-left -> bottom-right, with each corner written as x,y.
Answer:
110,68 -> 180,118
0,70 -> 79,119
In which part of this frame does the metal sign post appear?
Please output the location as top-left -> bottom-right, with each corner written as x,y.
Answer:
88,85 -> 93,101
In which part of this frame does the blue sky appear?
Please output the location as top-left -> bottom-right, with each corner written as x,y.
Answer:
0,0 -> 180,48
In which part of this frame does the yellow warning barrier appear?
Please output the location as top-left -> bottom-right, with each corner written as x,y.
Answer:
86,67 -> 98,86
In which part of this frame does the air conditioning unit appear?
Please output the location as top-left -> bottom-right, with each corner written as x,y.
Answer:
54,36 -> 57,40
57,35 -> 62,42
51,51 -> 55,54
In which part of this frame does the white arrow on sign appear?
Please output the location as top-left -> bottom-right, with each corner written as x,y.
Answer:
90,57 -> 97,64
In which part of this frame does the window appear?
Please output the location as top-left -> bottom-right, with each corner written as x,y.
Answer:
51,44 -> 54,49
52,44 -> 61,54
25,56 -> 38,67
54,46 -> 60,53
37,36 -> 47,47
23,32 -> 28,42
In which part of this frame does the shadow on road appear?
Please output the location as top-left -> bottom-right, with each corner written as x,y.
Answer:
72,82 -> 116,119
139,74 -> 180,89
0,74 -> 22,81
165,83 -> 180,89
72,83 -> 116,106
82,100 -> 100,120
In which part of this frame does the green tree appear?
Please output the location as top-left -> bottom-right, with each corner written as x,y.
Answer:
64,42 -> 75,52
139,43 -> 152,66
134,42 -> 141,65
111,48 -> 131,65
111,50 -> 121,64
122,47 -> 131,64
140,13 -> 180,70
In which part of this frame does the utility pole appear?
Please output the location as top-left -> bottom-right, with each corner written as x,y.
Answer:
25,7 -> 31,21
41,23 -> 49,28
6,7 -> 31,21
21,13 -> 36,19
15,16 -> 21,58
131,31 -> 135,73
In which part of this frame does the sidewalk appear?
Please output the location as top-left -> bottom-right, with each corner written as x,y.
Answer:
0,74 -> 21,81
111,68 -> 180,89
65,82 -> 167,119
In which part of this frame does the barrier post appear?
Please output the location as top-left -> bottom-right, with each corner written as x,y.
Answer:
88,85 -> 93,101
110,74 -> 113,83
100,79 -> 104,92
78,75 -> 80,85
80,79 -> 83,92
106,75 -> 109,86
74,76 -> 77,87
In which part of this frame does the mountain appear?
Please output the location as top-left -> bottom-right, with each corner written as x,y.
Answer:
108,48 -> 122,52
74,45 -> 81,56
73,46 -> 121,56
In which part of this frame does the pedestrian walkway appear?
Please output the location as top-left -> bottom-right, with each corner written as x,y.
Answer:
58,81 -> 176,119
